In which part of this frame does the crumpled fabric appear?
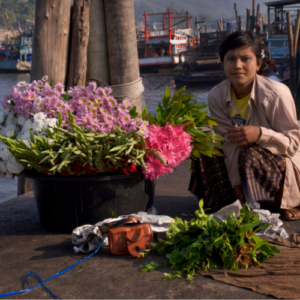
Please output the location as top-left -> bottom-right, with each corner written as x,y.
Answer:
72,207 -> 174,254
211,200 -> 288,239
253,209 -> 289,239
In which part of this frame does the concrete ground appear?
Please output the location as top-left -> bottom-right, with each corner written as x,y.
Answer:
0,161 -> 297,299
0,177 -> 18,204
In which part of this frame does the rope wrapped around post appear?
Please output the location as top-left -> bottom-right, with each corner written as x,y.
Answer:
111,77 -> 145,102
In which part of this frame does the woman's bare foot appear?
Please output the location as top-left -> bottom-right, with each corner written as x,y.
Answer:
280,207 -> 300,221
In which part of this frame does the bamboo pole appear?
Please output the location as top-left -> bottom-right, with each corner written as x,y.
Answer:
256,4 -> 260,23
294,10 -> 300,55
86,0 -> 110,86
67,0 -> 91,88
234,3 -> 239,30
287,12 -> 296,97
246,8 -> 250,31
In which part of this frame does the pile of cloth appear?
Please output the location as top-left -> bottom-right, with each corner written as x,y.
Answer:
72,201 -> 288,254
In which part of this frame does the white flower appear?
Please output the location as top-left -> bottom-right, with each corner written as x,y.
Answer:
47,138 -> 54,145
0,144 -> 14,162
3,109 -> 10,115
6,112 -> 16,125
6,161 -> 24,175
0,161 -> 7,173
45,118 -> 57,129
22,119 -> 33,132
21,139 -> 31,148
20,131 -> 31,141
0,111 -> 5,124
5,124 -> 16,138
33,119 -> 44,132
34,112 -> 47,122
44,118 -> 58,133
18,115 -> 26,126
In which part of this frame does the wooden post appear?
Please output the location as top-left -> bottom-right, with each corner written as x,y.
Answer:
217,20 -> 222,32
246,8 -> 250,31
268,6 -> 271,36
287,12 -> 296,98
294,10 -> 300,55
26,0 -> 72,196
67,0 -> 91,88
104,0 -> 144,113
239,16 -> 242,31
31,0 -> 71,84
252,0 -> 255,17
256,4 -> 260,23
86,0 -> 110,87
234,3 -> 239,30
256,4 -> 260,33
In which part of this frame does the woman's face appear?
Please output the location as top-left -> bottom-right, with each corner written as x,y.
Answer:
222,45 -> 262,88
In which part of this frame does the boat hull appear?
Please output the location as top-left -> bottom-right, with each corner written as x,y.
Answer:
139,56 -> 184,73
175,71 -> 227,88
0,60 -> 31,73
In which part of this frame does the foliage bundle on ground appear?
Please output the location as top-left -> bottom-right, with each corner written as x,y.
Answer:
139,200 -> 280,281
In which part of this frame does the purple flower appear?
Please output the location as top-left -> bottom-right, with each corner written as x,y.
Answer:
118,104 -> 128,113
104,87 -> 112,95
87,82 -> 97,92
17,81 -> 28,88
54,83 -> 64,94
122,98 -> 131,108
96,87 -> 105,97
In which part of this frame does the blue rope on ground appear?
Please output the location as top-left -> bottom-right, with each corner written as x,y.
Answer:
0,218 -> 126,298
0,235 -> 107,299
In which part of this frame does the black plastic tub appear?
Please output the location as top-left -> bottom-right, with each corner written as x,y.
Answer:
25,171 -> 155,233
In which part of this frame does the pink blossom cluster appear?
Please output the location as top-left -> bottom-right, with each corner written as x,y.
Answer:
1,77 -> 149,135
144,124 -> 193,180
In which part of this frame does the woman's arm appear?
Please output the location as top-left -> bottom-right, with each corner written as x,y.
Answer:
257,88 -> 300,157
208,93 -> 241,188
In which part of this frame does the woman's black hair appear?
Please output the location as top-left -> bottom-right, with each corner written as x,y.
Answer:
219,31 -> 274,75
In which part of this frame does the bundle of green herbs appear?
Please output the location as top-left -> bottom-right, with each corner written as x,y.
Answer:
139,200 -> 280,281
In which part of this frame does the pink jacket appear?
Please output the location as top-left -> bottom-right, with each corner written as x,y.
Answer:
208,74 -> 300,209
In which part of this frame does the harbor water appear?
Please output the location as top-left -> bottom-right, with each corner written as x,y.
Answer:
0,73 -> 212,203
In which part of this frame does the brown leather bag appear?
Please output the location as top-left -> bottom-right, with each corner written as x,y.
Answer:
107,217 -> 154,258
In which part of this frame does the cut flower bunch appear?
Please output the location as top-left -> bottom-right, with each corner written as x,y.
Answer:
0,77 -> 222,179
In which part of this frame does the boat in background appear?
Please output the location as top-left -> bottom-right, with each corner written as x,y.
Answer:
0,36 -> 32,73
138,9 -> 198,73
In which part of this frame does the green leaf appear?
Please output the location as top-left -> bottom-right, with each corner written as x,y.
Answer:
111,212 -> 118,218
162,86 -> 170,108
129,106 -> 138,119
239,220 -> 261,233
254,223 -> 271,232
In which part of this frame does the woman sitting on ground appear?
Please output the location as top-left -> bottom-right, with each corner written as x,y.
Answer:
189,31 -> 300,220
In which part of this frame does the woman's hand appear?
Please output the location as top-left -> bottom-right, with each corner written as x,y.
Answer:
226,126 -> 261,147
233,185 -> 244,205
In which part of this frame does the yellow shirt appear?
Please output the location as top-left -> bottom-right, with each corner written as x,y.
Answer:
230,89 -> 250,127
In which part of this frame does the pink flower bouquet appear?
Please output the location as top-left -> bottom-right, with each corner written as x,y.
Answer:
0,78 -> 201,181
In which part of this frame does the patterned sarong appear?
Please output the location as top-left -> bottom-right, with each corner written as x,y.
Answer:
189,144 -> 286,213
